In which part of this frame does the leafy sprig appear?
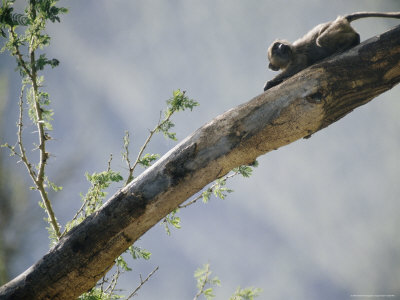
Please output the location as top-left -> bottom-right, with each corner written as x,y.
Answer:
1,0 -> 67,241
162,208 -> 181,236
229,287 -> 262,300
123,89 -> 199,185
77,90 -> 199,298
161,160 -> 258,235
193,263 -> 262,300
193,263 -> 221,300
63,157 -> 123,235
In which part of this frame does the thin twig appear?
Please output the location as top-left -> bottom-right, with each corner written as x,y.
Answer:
60,199 -> 86,237
9,27 -> 34,82
129,127 -> 157,179
178,190 -> 207,209
30,44 -> 61,238
178,172 -> 238,209
123,131 -> 134,185
61,153 -> 115,237
29,0 -> 60,238
124,110 -> 173,186
15,86 -> 37,180
104,263 -> 120,295
99,275 -> 107,293
127,266 -> 159,299
107,153 -> 113,172
193,264 -> 210,300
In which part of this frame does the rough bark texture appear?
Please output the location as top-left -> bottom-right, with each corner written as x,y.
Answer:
1,26 -> 400,300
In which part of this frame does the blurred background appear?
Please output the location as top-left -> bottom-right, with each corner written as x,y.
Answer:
1,0 -> 400,299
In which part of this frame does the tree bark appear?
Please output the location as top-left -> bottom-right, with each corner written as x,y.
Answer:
1,25 -> 400,300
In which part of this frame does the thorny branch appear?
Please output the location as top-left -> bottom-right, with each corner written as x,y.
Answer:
127,266 -> 159,299
124,110 -> 174,186
4,2 -> 61,239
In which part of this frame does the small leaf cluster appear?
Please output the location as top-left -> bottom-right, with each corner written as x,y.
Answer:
35,0 -> 68,23
0,0 -> 67,28
63,170 -> 123,233
194,263 -> 221,300
157,89 -> 199,140
194,264 -> 262,300
229,287 -> 262,300
164,161 -> 258,235
78,288 -> 123,300
212,178 -> 233,200
213,161 -> 258,199
1,0 -> 67,71
0,0 -> 28,30
83,170 -> 123,212
25,77 -> 54,129
123,90 -> 199,186
166,89 -> 199,114
114,244 -> 152,273
82,170 -> 123,216
138,153 -> 159,167
163,208 -> 181,235
202,162 -> 258,203
45,175 -> 62,192
36,53 -> 59,70
200,178 -> 233,204
116,256 -> 131,272
128,245 -> 151,261
232,162 -> 258,178
157,119 -> 176,140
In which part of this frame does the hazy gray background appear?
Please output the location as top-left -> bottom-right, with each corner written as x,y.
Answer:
1,0 -> 400,299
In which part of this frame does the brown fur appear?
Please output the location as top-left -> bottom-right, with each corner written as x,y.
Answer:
264,12 -> 400,91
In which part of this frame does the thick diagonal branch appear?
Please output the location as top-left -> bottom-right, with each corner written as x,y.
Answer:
1,26 -> 399,300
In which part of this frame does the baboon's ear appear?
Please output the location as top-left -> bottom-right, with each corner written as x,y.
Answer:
269,63 -> 280,71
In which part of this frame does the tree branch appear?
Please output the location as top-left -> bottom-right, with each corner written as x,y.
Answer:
1,25 -> 400,299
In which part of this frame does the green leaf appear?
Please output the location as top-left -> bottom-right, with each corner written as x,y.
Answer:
202,188 -> 212,203
116,256 -> 132,272
229,287 -> 262,300
163,209 -> 181,235
36,54 -> 59,70
213,179 -> 233,199
128,245 -> 152,260
65,169 -> 124,233
157,119 -> 177,140
232,165 -> 253,177
166,89 -> 199,114
204,288 -> 215,299
78,287 -> 123,300
46,177 -> 62,192
138,153 -> 160,167
194,263 -> 220,300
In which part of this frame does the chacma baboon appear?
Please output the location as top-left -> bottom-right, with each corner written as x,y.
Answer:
264,12 -> 400,91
